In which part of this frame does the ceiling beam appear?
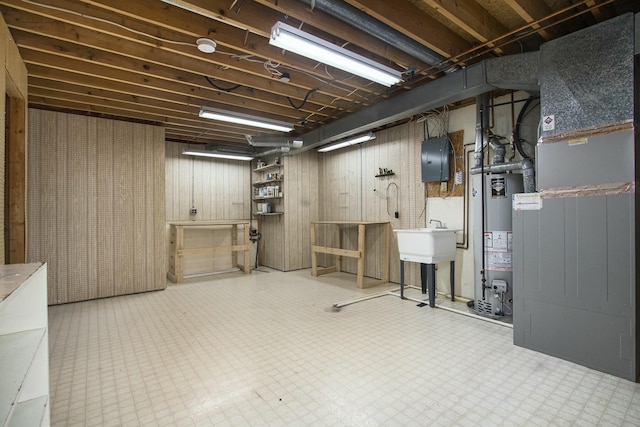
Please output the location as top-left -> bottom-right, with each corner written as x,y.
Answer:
344,0 -> 471,59
503,0 -> 559,40
419,0 -> 518,55
0,6 -> 368,106
81,0 -> 402,88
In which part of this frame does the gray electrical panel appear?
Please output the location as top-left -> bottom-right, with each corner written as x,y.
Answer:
421,137 -> 451,182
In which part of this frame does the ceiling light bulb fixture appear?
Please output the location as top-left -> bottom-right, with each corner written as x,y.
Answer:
196,38 -> 217,53
269,21 -> 402,87
199,106 -> 294,132
317,132 -> 376,153
183,149 -> 254,161
279,72 -> 290,83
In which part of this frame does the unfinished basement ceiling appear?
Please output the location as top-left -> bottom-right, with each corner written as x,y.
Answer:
1,0 -> 638,149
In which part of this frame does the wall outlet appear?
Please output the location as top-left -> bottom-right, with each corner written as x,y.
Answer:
440,181 -> 448,192
190,207 -> 197,215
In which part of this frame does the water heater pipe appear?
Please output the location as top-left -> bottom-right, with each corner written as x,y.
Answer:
488,136 -> 506,164
470,159 -> 536,193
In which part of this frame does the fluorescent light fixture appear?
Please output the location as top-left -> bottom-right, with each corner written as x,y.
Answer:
183,149 -> 254,161
270,21 -> 402,87
199,106 -> 294,132
317,133 -> 376,153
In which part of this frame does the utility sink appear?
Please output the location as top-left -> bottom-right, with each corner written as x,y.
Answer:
394,228 -> 460,264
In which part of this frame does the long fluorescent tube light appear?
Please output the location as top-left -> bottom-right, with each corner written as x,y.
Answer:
199,106 -> 294,132
317,133 -> 376,153
183,149 -> 254,161
270,21 -> 402,87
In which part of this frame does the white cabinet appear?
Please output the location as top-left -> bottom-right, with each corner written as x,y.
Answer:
0,263 -> 49,427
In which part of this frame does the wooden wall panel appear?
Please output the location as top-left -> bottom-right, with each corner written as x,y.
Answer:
283,150 -> 319,270
318,122 -> 462,287
96,119 -> 115,299
27,109 -> 166,304
165,141 -> 251,221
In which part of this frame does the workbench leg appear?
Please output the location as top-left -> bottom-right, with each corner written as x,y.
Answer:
310,223 -> 318,276
232,224 -> 238,270
357,224 -> 365,289
382,223 -> 390,283
176,226 -> 184,283
243,224 -> 250,274
400,260 -> 405,299
335,225 -> 341,273
427,264 -> 436,308
450,261 -> 455,301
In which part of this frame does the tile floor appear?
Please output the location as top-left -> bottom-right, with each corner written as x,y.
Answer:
48,269 -> 640,426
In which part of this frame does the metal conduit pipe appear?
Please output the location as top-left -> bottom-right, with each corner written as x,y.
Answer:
298,0 -> 446,67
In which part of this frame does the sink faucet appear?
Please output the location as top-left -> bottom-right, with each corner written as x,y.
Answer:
429,219 -> 444,229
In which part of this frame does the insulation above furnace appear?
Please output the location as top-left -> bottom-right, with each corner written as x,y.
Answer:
540,13 -> 635,136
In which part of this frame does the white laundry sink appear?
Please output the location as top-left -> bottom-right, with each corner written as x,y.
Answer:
394,228 -> 460,264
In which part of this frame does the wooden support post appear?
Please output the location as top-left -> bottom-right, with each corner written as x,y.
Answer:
231,224 -> 238,269
310,222 -> 318,277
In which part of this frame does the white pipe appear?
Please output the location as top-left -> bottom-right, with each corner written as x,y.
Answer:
332,287 -> 402,308
333,285 -> 512,328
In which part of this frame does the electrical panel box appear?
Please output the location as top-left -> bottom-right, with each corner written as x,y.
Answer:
421,137 -> 451,183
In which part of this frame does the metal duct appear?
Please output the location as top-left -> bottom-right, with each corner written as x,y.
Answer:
294,52 -> 540,153
298,0 -> 445,67
257,146 -> 291,156
474,93 -> 490,168
489,137 -> 506,165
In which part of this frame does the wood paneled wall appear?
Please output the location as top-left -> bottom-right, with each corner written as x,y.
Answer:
27,109 -> 166,304
165,141 -> 252,275
165,142 -> 251,221
318,122 -> 459,287
283,150 -> 319,270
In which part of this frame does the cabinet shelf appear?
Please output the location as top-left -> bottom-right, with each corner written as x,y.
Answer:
253,196 -> 283,201
253,179 -> 283,186
254,212 -> 283,216
0,328 -> 46,424
253,163 -> 282,172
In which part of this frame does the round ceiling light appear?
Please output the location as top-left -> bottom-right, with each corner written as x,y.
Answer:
196,38 -> 217,54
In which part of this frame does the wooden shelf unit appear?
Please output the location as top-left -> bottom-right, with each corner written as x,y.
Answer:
251,152 -> 319,271
252,161 -> 283,215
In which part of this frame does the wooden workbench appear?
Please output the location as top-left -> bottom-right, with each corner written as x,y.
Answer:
167,221 -> 251,283
310,221 -> 390,288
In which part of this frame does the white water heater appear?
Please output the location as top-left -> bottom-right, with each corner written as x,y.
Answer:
472,173 -> 523,318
